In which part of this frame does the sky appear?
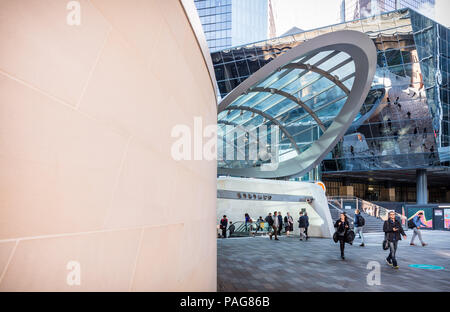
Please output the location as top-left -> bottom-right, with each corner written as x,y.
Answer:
272,0 -> 449,37
272,0 -> 341,36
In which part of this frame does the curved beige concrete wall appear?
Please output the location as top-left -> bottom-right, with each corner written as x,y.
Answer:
0,0 -> 217,291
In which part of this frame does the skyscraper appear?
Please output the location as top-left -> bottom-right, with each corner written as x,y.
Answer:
194,0 -> 276,52
340,0 -> 435,22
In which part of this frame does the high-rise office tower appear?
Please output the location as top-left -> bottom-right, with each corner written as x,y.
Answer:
194,0 -> 276,52
340,0 -> 435,22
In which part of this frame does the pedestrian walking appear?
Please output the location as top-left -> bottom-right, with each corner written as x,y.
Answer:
304,212 -> 309,240
284,212 -> 294,237
298,212 -> 307,241
429,145 -> 435,159
384,211 -> 407,269
271,212 -> 279,240
244,213 -> 251,231
228,221 -> 235,237
220,215 -> 228,238
277,211 -> 283,235
265,213 -> 274,238
354,209 -> 365,247
334,213 -> 351,259
255,216 -> 264,234
409,212 -> 428,246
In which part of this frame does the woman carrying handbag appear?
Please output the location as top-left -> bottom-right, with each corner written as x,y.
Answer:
334,213 -> 353,260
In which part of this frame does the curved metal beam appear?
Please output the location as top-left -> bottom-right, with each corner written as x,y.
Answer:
282,63 -> 351,95
248,87 -> 327,132
224,105 -> 301,154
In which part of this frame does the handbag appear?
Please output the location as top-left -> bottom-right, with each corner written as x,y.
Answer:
382,233 -> 389,250
333,232 -> 338,243
345,230 -> 355,244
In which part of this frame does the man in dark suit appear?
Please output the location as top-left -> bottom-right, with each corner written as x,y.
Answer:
277,211 -> 283,236
304,212 -> 309,240
298,212 -> 307,241
220,215 -> 228,238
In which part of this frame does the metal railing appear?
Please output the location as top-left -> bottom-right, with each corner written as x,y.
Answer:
327,196 -> 407,223
225,221 -> 273,237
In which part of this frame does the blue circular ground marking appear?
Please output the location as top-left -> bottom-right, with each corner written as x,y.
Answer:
409,264 -> 445,270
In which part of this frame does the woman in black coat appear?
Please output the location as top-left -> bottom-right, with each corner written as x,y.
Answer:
383,211 -> 407,269
334,213 -> 350,260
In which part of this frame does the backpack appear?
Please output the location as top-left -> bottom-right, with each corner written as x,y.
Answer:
408,218 -> 415,229
358,215 -> 365,226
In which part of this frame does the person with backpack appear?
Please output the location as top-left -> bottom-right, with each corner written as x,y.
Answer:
255,216 -> 264,234
220,215 -> 228,238
334,213 -> 351,260
354,209 -> 365,247
384,211 -> 407,269
265,213 -> 278,240
409,212 -> 428,246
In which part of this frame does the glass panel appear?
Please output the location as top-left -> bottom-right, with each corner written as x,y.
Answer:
385,49 -> 403,66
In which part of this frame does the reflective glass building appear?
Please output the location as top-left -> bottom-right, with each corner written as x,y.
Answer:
340,0 -> 435,22
212,9 -> 450,202
194,0 -> 275,52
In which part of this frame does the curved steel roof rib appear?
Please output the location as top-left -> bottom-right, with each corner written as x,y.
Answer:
247,87 -> 326,132
217,30 -> 377,179
223,105 -> 301,154
281,63 -> 351,95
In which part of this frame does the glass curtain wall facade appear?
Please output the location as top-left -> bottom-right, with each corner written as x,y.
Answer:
212,9 -> 449,177
195,0 -> 270,52
341,0 -> 436,22
195,0 -> 232,51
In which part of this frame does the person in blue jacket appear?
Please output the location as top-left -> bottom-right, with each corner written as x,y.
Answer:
410,212 -> 428,246
354,209 -> 365,247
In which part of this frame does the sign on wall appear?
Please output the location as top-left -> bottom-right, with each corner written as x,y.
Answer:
445,209 -> 450,230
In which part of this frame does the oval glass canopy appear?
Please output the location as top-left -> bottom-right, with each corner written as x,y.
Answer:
217,30 -> 377,179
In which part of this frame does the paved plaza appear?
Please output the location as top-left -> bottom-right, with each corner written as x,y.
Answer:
217,230 -> 450,292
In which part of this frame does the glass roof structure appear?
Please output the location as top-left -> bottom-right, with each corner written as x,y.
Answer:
217,30 -> 377,178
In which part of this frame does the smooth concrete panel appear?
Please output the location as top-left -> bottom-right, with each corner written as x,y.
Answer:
131,224 -> 184,291
104,136 -> 180,229
217,177 -> 334,238
0,0 -> 110,106
78,29 -> 166,149
0,74 -> 127,239
0,229 -> 141,292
